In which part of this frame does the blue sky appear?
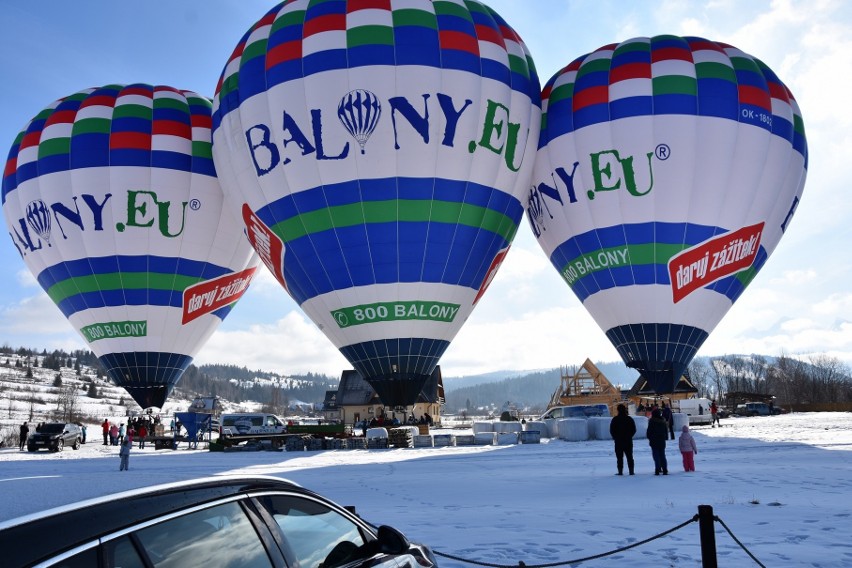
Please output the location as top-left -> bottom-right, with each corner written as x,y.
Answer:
1,1 -> 850,378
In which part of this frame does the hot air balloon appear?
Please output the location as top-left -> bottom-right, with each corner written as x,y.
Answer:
528,36 -> 807,393
338,89 -> 382,154
2,84 -> 259,409
212,0 -> 541,406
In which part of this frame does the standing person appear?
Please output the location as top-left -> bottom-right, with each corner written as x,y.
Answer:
710,400 -> 720,428
109,423 -> 119,446
119,436 -> 132,471
80,423 -> 87,444
102,419 -> 110,446
118,423 -> 126,444
646,408 -> 669,475
678,425 -> 698,472
661,402 -> 675,440
609,404 -> 636,475
137,424 -> 148,449
19,421 -> 29,451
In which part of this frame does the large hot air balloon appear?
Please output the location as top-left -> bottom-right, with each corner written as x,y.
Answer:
2,84 -> 259,408
212,0 -> 541,406
528,36 -> 807,393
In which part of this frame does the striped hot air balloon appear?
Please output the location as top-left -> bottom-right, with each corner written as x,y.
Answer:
337,89 -> 382,154
528,36 -> 807,393
212,0 -> 541,406
2,84 -> 259,409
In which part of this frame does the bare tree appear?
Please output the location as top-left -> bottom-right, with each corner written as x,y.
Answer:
55,385 -> 80,422
687,359 -> 713,398
765,355 -> 791,405
708,358 -> 727,400
807,354 -> 851,403
744,354 -> 769,394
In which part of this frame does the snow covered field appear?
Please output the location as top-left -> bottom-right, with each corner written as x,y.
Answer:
1,412 -> 851,567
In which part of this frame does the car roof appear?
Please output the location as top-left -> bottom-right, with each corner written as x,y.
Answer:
0,475 -> 304,564
0,475 -> 310,565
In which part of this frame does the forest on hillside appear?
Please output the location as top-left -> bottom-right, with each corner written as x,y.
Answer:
2,345 -> 849,413
443,354 -> 852,414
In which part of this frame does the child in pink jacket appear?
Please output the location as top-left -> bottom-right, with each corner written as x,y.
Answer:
678,425 -> 698,472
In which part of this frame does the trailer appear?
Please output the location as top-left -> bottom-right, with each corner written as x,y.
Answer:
286,423 -> 353,438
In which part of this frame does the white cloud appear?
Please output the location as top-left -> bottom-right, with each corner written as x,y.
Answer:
0,293 -> 74,336
15,268 -> 38,288
194,311 -> 348,376
813,293 -> 852,317
769,269 -> 817,286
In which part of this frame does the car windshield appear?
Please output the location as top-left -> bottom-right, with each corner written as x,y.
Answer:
40,424 -> 65,434
566,405 -> 609,418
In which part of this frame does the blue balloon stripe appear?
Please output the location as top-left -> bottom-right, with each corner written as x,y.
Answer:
70,132 -> 110,169
282,221 -> 512,305
54,288 -> 232,319
394,27 -> 440,66
37,255 -> 236,292
255,177 -> 520,222
11,147 -> 214,188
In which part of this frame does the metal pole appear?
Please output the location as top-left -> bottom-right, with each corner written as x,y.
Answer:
698,504 -> 718,568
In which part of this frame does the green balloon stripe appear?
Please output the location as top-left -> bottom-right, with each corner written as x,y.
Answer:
558,242 -> 689,287
269,199 -> 517,244
46,272 -> 202,305
392,9 -> 438,29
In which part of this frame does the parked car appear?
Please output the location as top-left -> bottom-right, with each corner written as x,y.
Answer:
0,475 -> 437,568
735,402 -> 772,416
27,422 -> 82,452
539,404 -> 611,421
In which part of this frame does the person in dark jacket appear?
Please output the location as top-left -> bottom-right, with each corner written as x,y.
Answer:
19,421 -> 29,451
661,402 -> 675,440
646,408 -> 669,475
609,404 -> 636,475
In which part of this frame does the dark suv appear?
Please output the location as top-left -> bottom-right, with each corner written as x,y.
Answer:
0,475 -> 437,568
735,402 -> 772,417
26,422 -> 82,452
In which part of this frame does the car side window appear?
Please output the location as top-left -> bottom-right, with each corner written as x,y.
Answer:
256,495 -> 367,568
103,536 -> 146,568
133,501 -> 273,568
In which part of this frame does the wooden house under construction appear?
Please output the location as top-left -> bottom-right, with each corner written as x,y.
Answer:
548,358 -> 629,415
548,359 -> 701,415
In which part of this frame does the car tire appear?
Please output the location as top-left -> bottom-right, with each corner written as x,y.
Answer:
55,439 -> 64,452
73,438 -> 81,450
28,446 -> 37,452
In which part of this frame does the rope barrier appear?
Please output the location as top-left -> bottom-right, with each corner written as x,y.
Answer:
432,511 -> 767,567
433,515 -> 698,568
714,516 -> 767,568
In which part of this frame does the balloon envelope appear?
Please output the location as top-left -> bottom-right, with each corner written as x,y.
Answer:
3,84 -> 259,408
528,36 -> 807,393
212,0 -> 541,406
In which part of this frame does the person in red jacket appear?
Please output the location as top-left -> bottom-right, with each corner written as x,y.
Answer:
101,419 -> 110,446
137,424 -> 148,449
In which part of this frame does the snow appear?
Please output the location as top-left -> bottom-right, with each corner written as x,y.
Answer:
2,413 -> 852,567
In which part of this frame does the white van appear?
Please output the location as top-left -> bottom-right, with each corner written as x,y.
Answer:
674,398 -> 713,425
220,413 -> 287,438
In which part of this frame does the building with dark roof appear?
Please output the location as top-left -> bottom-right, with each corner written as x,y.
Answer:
321,367 -> 444,426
